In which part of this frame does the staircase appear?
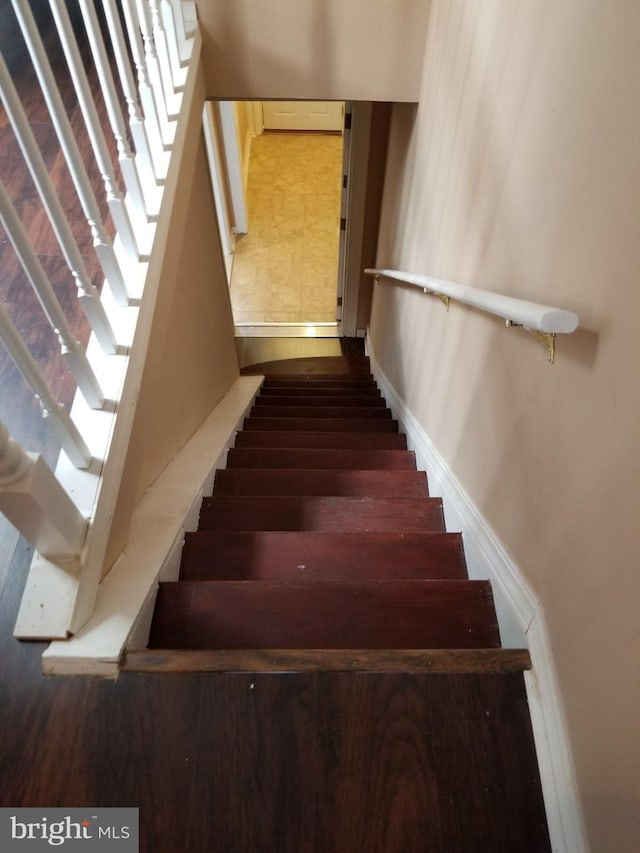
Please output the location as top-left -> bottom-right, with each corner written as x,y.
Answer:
124,355 -> 551,850
142,356 -> 525,669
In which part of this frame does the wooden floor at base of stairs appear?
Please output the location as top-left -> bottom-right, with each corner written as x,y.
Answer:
122,647 -> 532,673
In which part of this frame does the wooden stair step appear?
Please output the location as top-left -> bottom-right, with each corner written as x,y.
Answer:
148,579 -> 500,650
198,496 -> 445,532
259,373 -> 374,382
225,448 -> 417,470
241,355 -> 372,375
249,405 -> 392,419
234,430 -> 407,450
180,531 -> 467,581
261,378 -> 378,390
123,647 -> 531,674
243,417 -> 399,433
254,395 -> 387,408
214,469 -> 428,497
259,386 -> 381,397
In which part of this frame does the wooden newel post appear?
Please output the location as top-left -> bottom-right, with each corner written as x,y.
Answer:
0,423 -> 88,563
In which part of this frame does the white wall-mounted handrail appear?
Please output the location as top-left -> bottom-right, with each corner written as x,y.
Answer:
365,268 -> 579,334
366,267 -> 579,362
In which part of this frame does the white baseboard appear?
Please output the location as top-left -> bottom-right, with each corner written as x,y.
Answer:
42,375 -> 263,678
366,335 -> 588,853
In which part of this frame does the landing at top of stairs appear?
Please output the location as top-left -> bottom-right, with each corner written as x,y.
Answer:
241,354 -> 372,376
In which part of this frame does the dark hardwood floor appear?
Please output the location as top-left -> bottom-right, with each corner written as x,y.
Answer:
0,9 -> 550,851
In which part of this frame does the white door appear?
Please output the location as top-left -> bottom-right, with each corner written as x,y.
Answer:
262,101 -> 344,132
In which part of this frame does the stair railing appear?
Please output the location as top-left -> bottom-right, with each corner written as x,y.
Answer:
0,0 -> 198,637
365,268 -> 579,362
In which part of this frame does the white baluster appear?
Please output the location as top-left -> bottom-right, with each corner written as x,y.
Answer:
135,0 -> 178,143
0,53 -> 118,355
160,0 -> 187,88
76,0 -> 150,235
0,180 -> 105,410
148,0 -> 183,103
47,0 -> 141,261
0,305 -> 92,469
170,0 -> 187,48
10,0 -> 130,306
100,0 -> 161,216
120,0 -> 170,181
0,423 -> 88,561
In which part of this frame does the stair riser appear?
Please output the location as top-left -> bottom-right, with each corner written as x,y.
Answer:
199,497 -> 445,533
243,418 -> 400,433
225,448 -> 417,470
148,580 -> 500,650
214,469 -> 428,497
180,531 -> 467,581
234,431 -> 407,450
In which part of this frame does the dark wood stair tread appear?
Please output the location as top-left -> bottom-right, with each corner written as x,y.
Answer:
148,580 -> 500,650
199,495 -> 445,532
243,417 -> 400,433
261,378 -> 378,389
123,647 -> 531,673
259,386 -> 381,397
225,448 -> 417,470
250,405 -> 392,419
180,531 -> 467,581
254,395 -> 387,407
234,430 -> 407,450
214,469 -> 428,497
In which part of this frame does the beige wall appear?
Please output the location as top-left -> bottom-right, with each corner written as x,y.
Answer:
196,0 -> 429,101
369,1 -> 639,849
105,66 -> 239,572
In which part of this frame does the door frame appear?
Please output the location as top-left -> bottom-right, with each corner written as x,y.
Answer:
202,101 -> 235,283
203,99 -> 376,337
340,101 -> 372,337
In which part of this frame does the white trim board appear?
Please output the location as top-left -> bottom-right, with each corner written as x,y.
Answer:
366,334 -> 588,853
42,375 -> 263,678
